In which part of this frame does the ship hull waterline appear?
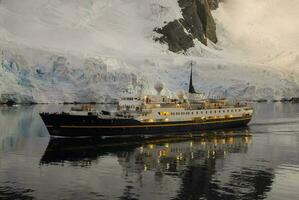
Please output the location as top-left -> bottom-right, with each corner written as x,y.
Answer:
40,113 -> 252,137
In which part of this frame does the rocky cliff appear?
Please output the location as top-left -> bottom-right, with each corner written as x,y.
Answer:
155,0 -> 218,52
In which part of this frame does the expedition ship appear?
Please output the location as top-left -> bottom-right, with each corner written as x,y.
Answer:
40,65 -> 253,137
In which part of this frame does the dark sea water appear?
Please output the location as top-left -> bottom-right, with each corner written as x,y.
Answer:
0,103 -> 298,200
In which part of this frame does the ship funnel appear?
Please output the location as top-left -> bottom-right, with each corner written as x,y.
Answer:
189,61 -> 196,94
154,82 -> 164,95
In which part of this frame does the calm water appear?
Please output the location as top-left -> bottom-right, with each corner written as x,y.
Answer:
0,103 -> 298,200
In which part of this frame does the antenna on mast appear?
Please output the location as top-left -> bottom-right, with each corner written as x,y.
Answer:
1,49 -> 3,69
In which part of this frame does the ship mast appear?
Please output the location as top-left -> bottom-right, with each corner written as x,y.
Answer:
188,61 -> 196,94
1,49 -> 3,69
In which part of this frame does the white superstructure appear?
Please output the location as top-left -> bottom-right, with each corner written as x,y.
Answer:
118,92 -> 253,123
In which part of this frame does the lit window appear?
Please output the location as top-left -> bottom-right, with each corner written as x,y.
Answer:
158,112 -> 170,116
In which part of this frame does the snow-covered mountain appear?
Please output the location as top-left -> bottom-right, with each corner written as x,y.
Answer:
0,0 -> 298,103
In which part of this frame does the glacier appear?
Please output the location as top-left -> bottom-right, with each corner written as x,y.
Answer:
0,0 -> 298,103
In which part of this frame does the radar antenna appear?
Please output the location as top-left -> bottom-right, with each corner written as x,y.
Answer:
154,82 -> 164,95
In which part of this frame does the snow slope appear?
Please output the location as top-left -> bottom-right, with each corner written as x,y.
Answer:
0,0 -> 298,103
213,0 -> 299,80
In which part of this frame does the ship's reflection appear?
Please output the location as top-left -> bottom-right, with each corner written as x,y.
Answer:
40,128 -> 251,166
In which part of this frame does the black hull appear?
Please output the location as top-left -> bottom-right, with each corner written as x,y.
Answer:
40,113 -> 252,137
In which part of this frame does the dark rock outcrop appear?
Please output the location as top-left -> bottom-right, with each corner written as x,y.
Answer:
154,20 -> 194,52
154,0 -> 218,53
207,0 -> 223,10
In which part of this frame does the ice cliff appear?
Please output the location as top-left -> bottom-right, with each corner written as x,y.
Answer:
0,0 -> 298,103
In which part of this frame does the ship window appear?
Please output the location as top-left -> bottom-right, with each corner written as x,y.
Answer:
214,111 -> 217,113
191,112 -> 194,114
231,110 -> 233,112
227,110 -> 229,112
210,111 -> 212,114
239,109 -> 241,112
223,110 -> 225,113
206,111 -> 208,114
201,111 -> 203,114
